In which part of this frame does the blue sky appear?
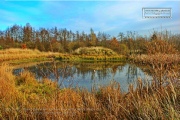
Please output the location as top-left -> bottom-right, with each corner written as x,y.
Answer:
0,0 -> 180,36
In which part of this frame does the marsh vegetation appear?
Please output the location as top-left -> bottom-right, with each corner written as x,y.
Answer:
0,62 -> 179,119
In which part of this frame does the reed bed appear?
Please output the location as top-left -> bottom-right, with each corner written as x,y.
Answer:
130,54 -> 180,65
0,63 -> 179,119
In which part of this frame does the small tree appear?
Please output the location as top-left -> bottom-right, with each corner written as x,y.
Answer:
119,44 -> 129,55
0,45 -> 3,50
151,33 -> 157,41
21,44 -> 27,49
109,37 -> 120,53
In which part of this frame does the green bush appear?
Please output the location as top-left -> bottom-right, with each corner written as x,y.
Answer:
0,45 -> 3,50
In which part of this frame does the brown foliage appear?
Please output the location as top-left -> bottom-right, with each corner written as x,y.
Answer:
21,44 -> 27,49
145,39 -> 177,54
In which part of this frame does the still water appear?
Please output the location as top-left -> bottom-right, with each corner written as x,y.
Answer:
13,61 -> 152,92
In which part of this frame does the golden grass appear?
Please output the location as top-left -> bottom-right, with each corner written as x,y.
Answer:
0,63 -> 179,119
0,48 -> 60,62
0,48 -> 125,63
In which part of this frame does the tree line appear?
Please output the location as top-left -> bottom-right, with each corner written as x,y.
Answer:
0,23 -> 180,55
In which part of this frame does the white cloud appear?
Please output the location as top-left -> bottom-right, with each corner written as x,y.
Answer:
0,1 -> 179,36
88,1 -> 180,36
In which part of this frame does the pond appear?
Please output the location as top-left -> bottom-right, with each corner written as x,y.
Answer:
13,61 -> 152,92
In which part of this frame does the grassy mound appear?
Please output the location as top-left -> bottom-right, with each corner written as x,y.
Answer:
73,47 -> 118,56
55,47 -> 125,61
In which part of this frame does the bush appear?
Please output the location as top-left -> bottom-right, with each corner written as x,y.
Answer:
145,39 -> 177,54
21,44 -> 27,49
0,45 -> 3,50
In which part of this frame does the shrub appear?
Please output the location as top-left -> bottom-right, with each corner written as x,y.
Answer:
145,39 -> 177,54
0,45 -> 3,50
21,44 -> 27,49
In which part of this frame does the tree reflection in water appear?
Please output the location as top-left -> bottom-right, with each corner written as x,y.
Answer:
13,61 -> 151,91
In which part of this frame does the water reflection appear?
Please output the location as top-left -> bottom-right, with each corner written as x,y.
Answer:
13,61 -> 152,92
